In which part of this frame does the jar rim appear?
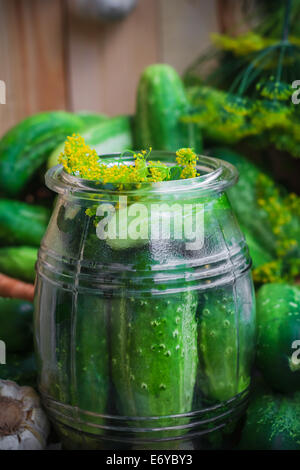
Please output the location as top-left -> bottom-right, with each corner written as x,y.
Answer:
45,151 -> 238,196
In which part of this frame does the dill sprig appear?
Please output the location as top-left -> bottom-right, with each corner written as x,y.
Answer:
59,134 -> 199,185
184,0 -> 300,159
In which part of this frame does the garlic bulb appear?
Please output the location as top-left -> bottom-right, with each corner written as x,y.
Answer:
0,380 -> 50,450
72,0 -> 138,21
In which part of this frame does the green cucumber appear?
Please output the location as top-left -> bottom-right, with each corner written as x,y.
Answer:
0,352 -> 37,387
76,111 -> 108,128
198,281 -> 255,403
0,297 -> 33,353
36,287 -> 74,406
103,190 -> 211,252
0,246 -> 37,282
239,392 -> 300,450
0,199 -> 50,247
34,212 -> 110,415
47,115 -> 133,169
196,194 -> 256,403
110,288 -> 198,420
104,201 -> 192,251
134,64 -> 202,152
0,111 -> 84,196
48,293 -> 110,448
73,294 -> 109,414
256,283 -> 300,393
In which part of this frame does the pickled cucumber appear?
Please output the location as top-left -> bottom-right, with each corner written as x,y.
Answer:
74,294 -> 109,414
110,288 -> 198,419
198,282 -> 255,403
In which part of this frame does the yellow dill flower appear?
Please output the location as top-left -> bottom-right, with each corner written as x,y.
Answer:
257,80 -> 292,101
253,260 -> 283,284
256,173 -> 300,274
252,100 -> 291,130
176,148 -> 199,179
224,95 -> 253,116
59,133 -> 100,180
211,32 -> 274,56
60,135 -> 199,185
147,160 -> 170,182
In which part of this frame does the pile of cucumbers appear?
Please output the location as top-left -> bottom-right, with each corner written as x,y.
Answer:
0,64 -> 201,402
0,63 -> 299,449
0,65 -> 202,284
239,283 -> 300,450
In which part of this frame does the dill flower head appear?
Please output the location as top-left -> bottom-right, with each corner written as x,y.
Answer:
58,134 -> 199,185
59,133 -> 101,180
224,95 -> 253,116
175,148 -> 199,178
252,100 -> 291,129
211,32 -> 271,56
257,79 -> 292,101
253,260 -> 284,284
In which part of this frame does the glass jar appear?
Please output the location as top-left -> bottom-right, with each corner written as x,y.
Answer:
34,152 -> 256,450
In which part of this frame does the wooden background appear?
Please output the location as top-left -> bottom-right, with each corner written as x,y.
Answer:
0,0 -> 238,136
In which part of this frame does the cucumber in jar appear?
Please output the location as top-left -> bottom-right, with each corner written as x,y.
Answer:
104,201 -> 199,424
197,280 -> 255,403
73,294 -> 109,414
197,195 -> 255,403
42,204 -> 110,415
110,285 -> 198,420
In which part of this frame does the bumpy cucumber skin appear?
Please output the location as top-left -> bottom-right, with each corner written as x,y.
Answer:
35,207 -> 110,416
256,283 -> 300,393
239,392 -> 300,450
0,297 -> 33,353
0,246 -> 38,282
47,115 -> 133,169
0,199 -> 50,247
0,111 -> 83,196
134,64 -> 202,152
73,295 -> 109,414
34,284 -> 73,406
196,194 -> 255,403
198,284 -> 255,403
110,289 -> 198,418
198,294 -> 240,402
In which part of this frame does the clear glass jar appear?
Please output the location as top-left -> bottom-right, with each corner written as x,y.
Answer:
34,152 -> 256,450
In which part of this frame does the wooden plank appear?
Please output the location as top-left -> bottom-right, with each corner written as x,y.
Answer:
0,0 -> 67,136
217,0 -> 236,34
158,0 -> 219,75
216,0 -> 251,35
66,0 -> 160,115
